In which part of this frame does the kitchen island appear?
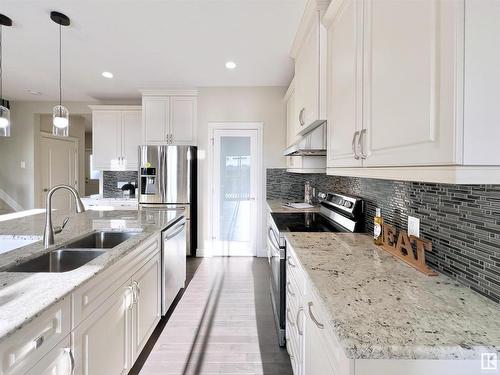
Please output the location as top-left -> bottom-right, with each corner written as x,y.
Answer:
284,232 -> 500,374
0,208 -> 183,374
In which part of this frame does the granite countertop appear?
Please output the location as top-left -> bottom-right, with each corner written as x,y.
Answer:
0,208 -> 181,343
266,199 -> 320,213
284,232 -> 500,360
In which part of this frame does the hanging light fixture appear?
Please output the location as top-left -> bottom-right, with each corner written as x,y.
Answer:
50,11 -> 70,137
0,14 -> 12,137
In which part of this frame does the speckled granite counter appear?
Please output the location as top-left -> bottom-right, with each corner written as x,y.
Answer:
266,199 -> 320,213
284,232 -> 500,360
0,208 -> 182,342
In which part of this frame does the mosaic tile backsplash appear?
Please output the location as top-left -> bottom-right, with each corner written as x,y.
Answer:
266,168 -> 500,304
102,171 -> 138,198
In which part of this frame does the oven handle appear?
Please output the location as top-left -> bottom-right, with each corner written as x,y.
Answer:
267,226 -> 282,253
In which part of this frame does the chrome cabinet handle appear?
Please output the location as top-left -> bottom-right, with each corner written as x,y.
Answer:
352,131 -> 360,160
358,129 -> 367,159
286,308 -> 295,327
308,302 -> 324,329
286,282 -> 295,297
64,347 -> 75,374
296,307 -> 304,336
33,335 -> 44,349
287,256 -> 296,268
299,108 -> 305,126
132,281 -> 140,305
127,285 -> 135,309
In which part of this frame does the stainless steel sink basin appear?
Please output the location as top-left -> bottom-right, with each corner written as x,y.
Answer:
5,249 -> 105,273
60,231 -> 138,249
3,231 -> 139,273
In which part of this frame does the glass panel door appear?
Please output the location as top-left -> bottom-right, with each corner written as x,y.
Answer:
212,129 -> 258,256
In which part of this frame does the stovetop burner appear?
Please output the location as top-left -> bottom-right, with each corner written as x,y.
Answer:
271,212 -> 345,233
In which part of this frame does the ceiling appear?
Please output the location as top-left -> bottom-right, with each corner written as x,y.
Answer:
1,0 -> 305,102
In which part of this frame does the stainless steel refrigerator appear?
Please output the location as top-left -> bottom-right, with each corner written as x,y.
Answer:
138,145 -> 197,256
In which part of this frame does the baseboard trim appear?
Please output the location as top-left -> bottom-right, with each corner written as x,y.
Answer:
0,188 -> 23,212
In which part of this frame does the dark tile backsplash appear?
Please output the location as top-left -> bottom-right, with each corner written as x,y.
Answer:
102,171 -> 138,198
266,168 -> 500,304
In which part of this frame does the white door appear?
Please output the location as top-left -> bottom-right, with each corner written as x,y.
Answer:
121,111 -> 142,169
326,0 -> 363,168
131,254 -> 161,361
362,0 -> 459,166
72,282 -> 133,375
170,96 -> 196,145
40,134 -> 79,210
143,97 -> 169,144
211,127 -> 261,256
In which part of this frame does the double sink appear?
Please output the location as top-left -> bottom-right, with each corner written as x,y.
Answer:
4,231 -> 138,273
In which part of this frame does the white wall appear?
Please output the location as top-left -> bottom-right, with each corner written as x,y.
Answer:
0,101 -> 96,209
196,87 -> 287,256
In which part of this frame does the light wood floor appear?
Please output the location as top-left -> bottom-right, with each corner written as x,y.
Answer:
134,257 -> 292,375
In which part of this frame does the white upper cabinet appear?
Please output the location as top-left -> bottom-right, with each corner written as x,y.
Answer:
362,0 -> 459,167
291,0 -> 329,135
324,0 -> 500,183
325,0 -> 363,168
141,90 -> 197,145
91,106 -> 141,171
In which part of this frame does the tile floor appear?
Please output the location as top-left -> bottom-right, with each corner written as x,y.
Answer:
131,257 -> 292,375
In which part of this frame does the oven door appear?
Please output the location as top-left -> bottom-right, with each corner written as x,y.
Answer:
267,225 -> 286,346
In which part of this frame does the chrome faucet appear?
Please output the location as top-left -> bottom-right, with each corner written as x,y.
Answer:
43,185 -> 86,248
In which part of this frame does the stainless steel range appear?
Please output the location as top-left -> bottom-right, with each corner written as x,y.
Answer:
267,192 -> 364,346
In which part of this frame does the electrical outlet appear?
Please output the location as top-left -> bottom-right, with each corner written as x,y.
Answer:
117,181 -> 127,189
408,216 -> 420,238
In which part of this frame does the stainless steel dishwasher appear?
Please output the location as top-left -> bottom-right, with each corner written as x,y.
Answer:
161,217 -> 187,315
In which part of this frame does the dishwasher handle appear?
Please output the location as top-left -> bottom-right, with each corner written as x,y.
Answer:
165,221 -> 186,241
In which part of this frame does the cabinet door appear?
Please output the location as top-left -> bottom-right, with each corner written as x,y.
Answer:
25,336 -> 72,375
170,96 -> 196,145
304,315 -> 335,375
72,282 -> 133,375
295,22 -> 319,132
326,0 -> 363,168
143,97 -> 169,144
286,88 -> 298,147
362,0 -> 460,166
121,111 -> 142,170
131,253 -> 161,360
92,111 -> 121,169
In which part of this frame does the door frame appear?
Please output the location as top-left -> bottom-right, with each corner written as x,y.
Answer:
36,132 -> 79,207
208,122 -> 264,257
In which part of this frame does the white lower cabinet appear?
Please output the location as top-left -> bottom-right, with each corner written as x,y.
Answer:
72,282 -> 133,375
25,336 -> 73,375
131,254 -> 161,360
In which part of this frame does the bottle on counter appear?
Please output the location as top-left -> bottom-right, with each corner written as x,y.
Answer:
374,208 -> 384,245
304,181 -> 312,205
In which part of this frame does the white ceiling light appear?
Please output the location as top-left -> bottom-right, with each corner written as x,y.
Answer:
51,11 -> 70,137
225,61 -> 237,70
102,71 -> 113,79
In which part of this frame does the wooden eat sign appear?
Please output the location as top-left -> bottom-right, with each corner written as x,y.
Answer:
380,223 -> 438,276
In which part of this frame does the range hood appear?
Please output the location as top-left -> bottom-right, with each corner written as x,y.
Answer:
283,122 -> 326,156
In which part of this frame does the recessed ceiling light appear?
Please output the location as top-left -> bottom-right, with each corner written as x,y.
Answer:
225,61 -> 237,70
28,90 -> 42,96
102,71 -> 114,79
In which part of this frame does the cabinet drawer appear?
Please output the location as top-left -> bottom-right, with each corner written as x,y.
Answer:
286,337 -> 300,375
72,234 -> 159,328
25,335 -> 72,375
286,250 -> 307,295
0,299 -> 70,375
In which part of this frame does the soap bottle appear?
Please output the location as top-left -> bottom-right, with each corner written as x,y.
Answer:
374,208 -> 383,245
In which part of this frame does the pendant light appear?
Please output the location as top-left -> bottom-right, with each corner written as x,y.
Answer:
50,11 -> 70,137
0,14 -> 12,137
